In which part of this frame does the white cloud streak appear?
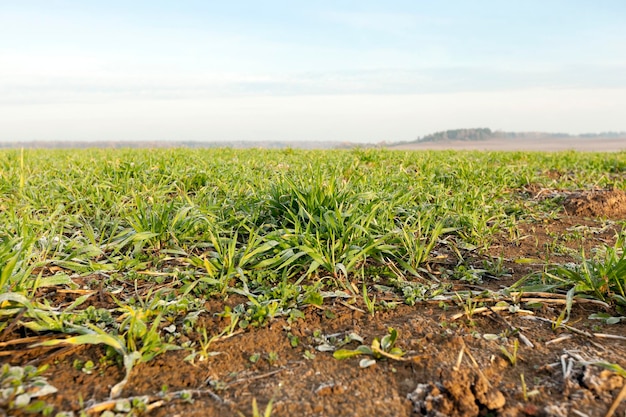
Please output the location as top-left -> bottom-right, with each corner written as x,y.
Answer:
2,64 -> 625,105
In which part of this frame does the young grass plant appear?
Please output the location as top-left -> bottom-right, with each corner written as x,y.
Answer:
238,397 -> 274,417
189,225 -> 283,295
454,292 -> 480,322
362,281 -> 376,316
390,217 -> 444,277
265,175 -> 393,284
0,236 -> 35,294
292,204 -> 390,283
6,289 -> 178,399
543,235 -> 626,308
500,339 -> 520,367
36,326 -> 140,398
333,328 -> 406,368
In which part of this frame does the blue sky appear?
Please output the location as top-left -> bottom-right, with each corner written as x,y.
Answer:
1,1 -> 625,142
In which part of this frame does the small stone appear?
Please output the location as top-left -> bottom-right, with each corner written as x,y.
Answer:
315,383 -> 337,396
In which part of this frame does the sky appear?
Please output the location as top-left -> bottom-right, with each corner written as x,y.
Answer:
1,1 -> 625,143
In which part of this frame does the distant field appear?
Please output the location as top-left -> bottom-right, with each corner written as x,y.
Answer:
2,148 -> 626,416
391,137 -> 626,152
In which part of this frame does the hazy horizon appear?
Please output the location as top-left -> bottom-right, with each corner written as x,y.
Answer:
2,1 -> 625,143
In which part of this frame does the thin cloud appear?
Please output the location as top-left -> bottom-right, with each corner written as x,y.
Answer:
3,65 -> 626,105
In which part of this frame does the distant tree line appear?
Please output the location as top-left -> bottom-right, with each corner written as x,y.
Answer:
578,132 -> 626,138
418,128 -> 497,142
413,129 -> 626,144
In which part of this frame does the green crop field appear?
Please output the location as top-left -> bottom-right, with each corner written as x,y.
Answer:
2,148 -> 626,416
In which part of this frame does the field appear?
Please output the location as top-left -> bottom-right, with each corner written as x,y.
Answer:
1,148 -> 626,417
391,137 -> 626,152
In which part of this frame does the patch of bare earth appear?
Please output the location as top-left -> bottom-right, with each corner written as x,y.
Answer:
563,189 -> 626,219
389,138 -> 626,152
3,198 -> 626,416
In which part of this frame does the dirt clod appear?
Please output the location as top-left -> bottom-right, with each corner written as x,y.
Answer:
407,383 -> 449,417
582,368 -> 623,396
473,377 -> 506,410
315,382 -> 346,396
408,370 -> 506,417
563,189 -> 626,218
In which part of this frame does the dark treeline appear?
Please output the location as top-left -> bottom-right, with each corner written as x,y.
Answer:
414,128 -> 626,143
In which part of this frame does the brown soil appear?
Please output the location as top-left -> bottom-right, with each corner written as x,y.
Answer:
390,138 -> 626,152
563,190 -> 626,219
3,196 -> 626,417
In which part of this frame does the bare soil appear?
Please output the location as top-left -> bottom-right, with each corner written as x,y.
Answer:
2,191 -> 626,417
563,190 -> 626,219
390,138 -> 626,152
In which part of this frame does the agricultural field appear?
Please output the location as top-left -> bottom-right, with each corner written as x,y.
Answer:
1,148 -> 626,417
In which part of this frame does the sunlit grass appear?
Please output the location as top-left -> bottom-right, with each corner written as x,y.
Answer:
1,147 -> 625,401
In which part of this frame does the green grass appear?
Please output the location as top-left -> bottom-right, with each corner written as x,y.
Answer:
1,147 -> 625,403
539,233 -> 626,308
